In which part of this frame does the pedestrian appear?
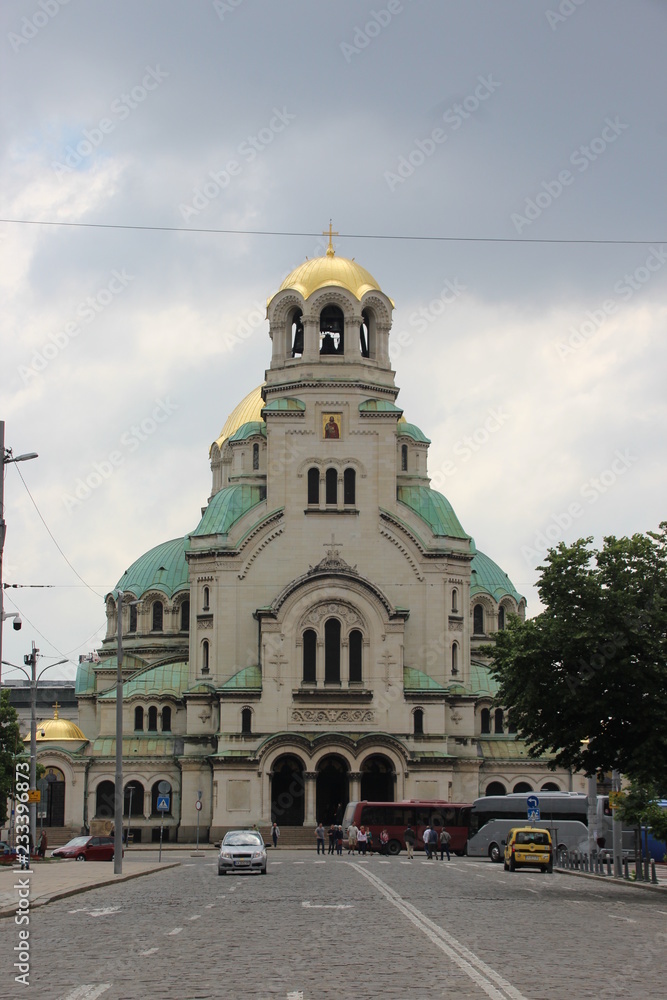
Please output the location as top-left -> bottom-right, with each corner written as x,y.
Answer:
328,823 -> 336,854
429,825 -> 438,859
366,828 -> 374,855
37,830 -> 47,859
347,822 -> 358,855
315,822 -> 326,854
357,825 -> 368,855
439,827 -> 451,861
271,822 -> 280,849
379,829 -> 389,855
336,825 -> 344,855
405,823 -> 415,859
423,824 -> 432,859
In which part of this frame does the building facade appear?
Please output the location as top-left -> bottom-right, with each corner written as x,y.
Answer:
28,243 -> 583,842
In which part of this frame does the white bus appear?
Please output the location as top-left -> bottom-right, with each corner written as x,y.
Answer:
467,792 -> 610,862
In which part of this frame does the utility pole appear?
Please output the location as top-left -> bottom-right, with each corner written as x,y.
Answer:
114,591 -> 124,874
24,642 -> 39,848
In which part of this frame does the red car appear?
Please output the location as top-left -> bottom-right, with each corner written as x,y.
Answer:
51,836 -> 121,861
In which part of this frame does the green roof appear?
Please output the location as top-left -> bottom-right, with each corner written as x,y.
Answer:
471,550 -> 524,603
99,661 -> 189,700
113,537 -> 189,599
397,422 -> 430,443
359,399 -> 403,414
262,397 -> 305,412
469,660 -> 499,697
477,739 -> 553,761
220,665 -> 262,690
75,660 -> 96,696
398,485 -> 469,540
403,665 -> 447,692
91,737 -> 179,756
192,485 -> 264,537
229,421 -> 266,442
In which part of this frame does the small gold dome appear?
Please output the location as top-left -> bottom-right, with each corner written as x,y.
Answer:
272,253 -> 382,304
212,385 -> 265,452
25,704 -> 87,742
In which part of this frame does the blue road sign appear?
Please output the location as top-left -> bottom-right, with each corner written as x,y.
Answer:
527,794 -> 540,821
157,794 -> 170,812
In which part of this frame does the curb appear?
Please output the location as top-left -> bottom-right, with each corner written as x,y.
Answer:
0,861 -> 180,920
555,866 -> 667,894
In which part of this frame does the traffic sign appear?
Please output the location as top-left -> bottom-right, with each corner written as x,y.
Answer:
156,794 -> 170,812
27,790 -> 40,804
527,794 -> 540,822
195,800 -> 202,811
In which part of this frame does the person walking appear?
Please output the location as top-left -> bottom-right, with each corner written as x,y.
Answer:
315,822 -> 326,854
357,825 -> 368,855
439,827 -> 451,861
423,824 -> 432,859
429,825 -> 439,859
347,822 -> 358,854
336,825 -> 344,855
379,829 -> 389,855
271,822 -> 280,849
366,828 -> 374,855
405,823 -> 415,859
328,823 -> 336,855
37,831 -> 48,859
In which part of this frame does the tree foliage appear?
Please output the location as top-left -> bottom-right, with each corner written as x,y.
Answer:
486,524 -> 667,785
0,688 -> 22,825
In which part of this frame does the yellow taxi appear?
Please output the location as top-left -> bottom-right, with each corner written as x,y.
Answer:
503,826 -> 553,873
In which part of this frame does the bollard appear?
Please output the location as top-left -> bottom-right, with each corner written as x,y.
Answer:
644,857 -> 650,882
624,858 -> 629,880
606,856 -> 612,877
651,861 -> 658,885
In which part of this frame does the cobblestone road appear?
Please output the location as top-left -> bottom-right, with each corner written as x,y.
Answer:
2,851 -> 665,1000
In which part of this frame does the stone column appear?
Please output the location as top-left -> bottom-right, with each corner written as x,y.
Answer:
304,771 -> 317,825
349,771 -> 362,802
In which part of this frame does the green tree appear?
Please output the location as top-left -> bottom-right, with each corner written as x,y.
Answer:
486,524 -> 667,785
0,688 -> 22,826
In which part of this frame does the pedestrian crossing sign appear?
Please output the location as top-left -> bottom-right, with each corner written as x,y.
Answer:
157,794 -> 170,811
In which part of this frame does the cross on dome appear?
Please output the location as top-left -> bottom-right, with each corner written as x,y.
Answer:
323,220 -> 338,257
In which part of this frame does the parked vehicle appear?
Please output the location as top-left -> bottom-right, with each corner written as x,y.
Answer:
51,836 -> 120,861
503,827 -> 553,873
342,800 -> 471,856
218,830 -> 267,875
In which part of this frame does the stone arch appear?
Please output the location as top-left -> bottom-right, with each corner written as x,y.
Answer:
94,778 -> 115,820
315,753 -> 349,825
359,753 -> 395,802
513,781 -> 533,793
485,780 -> 507,796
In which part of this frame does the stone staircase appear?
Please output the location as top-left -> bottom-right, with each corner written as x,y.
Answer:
41,826 -> 82,847
218,825 -> 317,848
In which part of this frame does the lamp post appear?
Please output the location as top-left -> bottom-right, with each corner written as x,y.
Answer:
2,647 -> 69,846
1,420 -> 38,684
114,591 -> 124,874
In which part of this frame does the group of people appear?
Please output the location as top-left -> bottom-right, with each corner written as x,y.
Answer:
417,823 -> 451,860
315,822 -> 346,854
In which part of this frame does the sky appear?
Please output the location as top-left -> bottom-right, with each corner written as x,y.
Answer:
1,0 -> 665,681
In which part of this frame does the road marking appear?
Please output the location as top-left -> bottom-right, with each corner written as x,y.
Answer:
271,861 -> 283,865
61,987 -> 112,1000
314,861 -> 326,864
293,861 -> 305,864
350,864 -> 528,1000
166,927 -> 183,935
521,888 -> 538,894
379,861 -> 390,864
608,915 -> 637,923
205,903 -> 215,908
302,901 -> 354,909
88,907 -> 121,917
139,948 -> 159,957
400,861 -> 412,865
657,910 -> 667,916
187,914 -> 201,920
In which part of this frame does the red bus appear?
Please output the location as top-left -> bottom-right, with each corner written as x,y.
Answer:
342,800 -> 471,856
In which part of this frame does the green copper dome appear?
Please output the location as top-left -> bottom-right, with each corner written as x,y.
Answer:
470,550 -> 524,604
113,537 -> 189,599
192,485 -> 265,537
397,485 -> 469,540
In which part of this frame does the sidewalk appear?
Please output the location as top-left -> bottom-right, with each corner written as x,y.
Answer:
0,856 -> 180,919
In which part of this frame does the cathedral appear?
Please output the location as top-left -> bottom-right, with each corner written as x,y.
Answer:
29,238 -> 579,843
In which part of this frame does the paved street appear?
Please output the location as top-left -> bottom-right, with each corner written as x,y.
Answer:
1,851 -> 665,1000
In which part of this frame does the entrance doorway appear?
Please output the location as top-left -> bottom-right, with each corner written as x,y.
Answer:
271,755 -> 305,826
43,767 -> 65,827
360,755 -> 394,802
316,755 -> 349,825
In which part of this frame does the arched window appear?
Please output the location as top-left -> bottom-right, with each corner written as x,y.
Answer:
252,443 -> 259,470
513,781 -> 533,793
151,601 -> 163,632
324,618 -> 341,684
494,708 -> 504,734
291,309 -> 304,357
359,310 -> 371,357
307,467 -> 320,505
349,629 -> 363,683
401,444 -> 408,471
148,706 -> 158,731
498,605 -> 505,630
451,641 -> 459,675
473,604 -> 484,634
161,706 -> 172,732
319,304 -> 344,354
203,586 -> 210,611
485,781 -> 506,796
343,468 -> 355,505
95,780 -> 115,819
541,781 -> 560,791
129,604 -> 137,633
202,640 -> 210,674
413,708 -> 424,735
451,588 -> 458,613
481,708 -> 491,734
124,780 -> 144,817
180,600 -> 190,632
325,468 -> 337,505
134,706 -> 144,731
241,708 -> 252,734
302,629 -> 317,684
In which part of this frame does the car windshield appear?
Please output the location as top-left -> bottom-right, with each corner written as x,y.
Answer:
63,837 -> 90,848
515,832 -> 550,845
223,833 -> 262,847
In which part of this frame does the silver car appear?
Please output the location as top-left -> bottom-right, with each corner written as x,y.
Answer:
218,830 -> 267,875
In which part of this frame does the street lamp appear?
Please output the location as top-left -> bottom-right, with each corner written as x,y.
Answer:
2,646 -> 70,846
1,419 -> 38,684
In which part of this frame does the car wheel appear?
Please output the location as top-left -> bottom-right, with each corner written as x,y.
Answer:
76,855 -> 86,861
218,869 -> 225,876
509,857 -> 516,872
261,867 -> 267,875
488,843 -> 502,863
503,860 -> 509,871
546,862 -> 553,874
387,840 -> 401,856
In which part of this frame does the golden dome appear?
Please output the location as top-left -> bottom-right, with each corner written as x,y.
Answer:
25,705 -> 87,742
272,253 -> 382,304
212,385 -> 265,452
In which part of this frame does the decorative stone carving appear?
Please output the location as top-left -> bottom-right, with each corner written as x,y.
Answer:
291,708 -> 375,724
197,619 -> 213,630
303,602 -> 363,629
